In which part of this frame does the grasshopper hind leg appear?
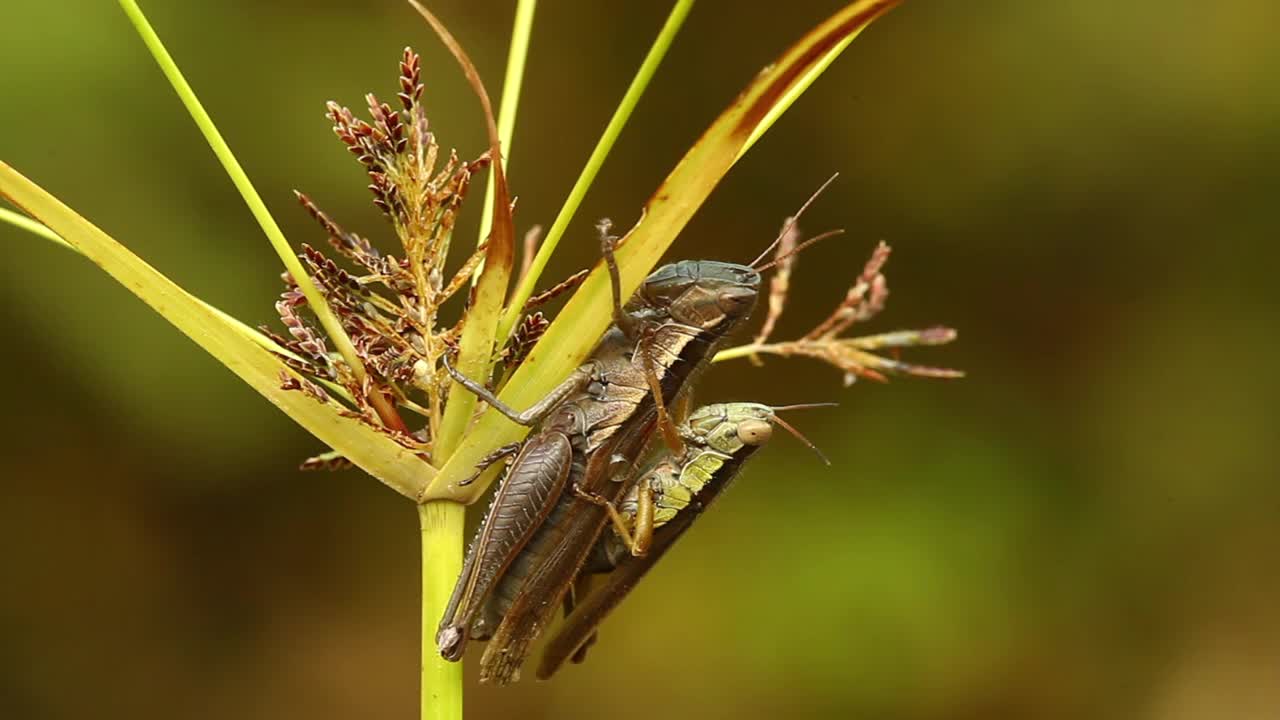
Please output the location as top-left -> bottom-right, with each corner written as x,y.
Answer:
571,482 -> 656,557
637,326 -> 686,456
601,219 -> 682,455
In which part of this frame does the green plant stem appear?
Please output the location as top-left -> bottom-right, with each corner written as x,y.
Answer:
416,4 -> 539,719
494,0 -> 694,344
418,501 -> 464,720
115,0 -> 405,432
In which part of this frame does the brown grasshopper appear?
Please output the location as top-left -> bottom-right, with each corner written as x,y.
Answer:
437,225 -> 773,683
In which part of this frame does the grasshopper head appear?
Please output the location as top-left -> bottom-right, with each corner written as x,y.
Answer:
638,260 -> 761,333
684,402 -> 775,454
685,402 -> 831,463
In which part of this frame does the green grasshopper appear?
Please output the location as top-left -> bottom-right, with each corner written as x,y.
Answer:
437,226 -> 770,682
537,401 -> 828,678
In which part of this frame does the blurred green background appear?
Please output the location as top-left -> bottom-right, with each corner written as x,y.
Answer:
2,1 -> 1278,718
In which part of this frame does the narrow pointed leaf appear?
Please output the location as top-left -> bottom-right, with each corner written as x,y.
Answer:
0,162 -> 432,499
495,0 -> 695,342
427,0 -> 902,500
115,0 -> 380,408
410,1 -> 517,464
1,207 -> 326,368
473,0 -> 536,257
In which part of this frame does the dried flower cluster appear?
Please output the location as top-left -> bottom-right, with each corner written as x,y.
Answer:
728,228 -> 962,385
263,48 -> 536,469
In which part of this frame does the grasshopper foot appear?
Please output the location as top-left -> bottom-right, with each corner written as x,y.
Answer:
570,482 -> 610,507
459,442 -> 522,486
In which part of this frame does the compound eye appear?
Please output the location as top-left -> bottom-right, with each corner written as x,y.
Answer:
736,419 -> 772,446
717,285 -> 757,313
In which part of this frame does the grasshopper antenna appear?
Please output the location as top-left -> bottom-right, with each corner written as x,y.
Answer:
749,172 -> 840,268
771,402 -> 838,412
769,403 -> 837,465
754,229 -> 845,273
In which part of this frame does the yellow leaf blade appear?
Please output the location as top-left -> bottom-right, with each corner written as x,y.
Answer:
427,0 -> 901,500
0,161 -> 432,499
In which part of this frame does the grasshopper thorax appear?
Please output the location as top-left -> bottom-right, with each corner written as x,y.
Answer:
637,260 -> 761,332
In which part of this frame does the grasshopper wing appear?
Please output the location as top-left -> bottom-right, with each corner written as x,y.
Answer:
475,432 -> 631,684
437,433 -> 573,660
